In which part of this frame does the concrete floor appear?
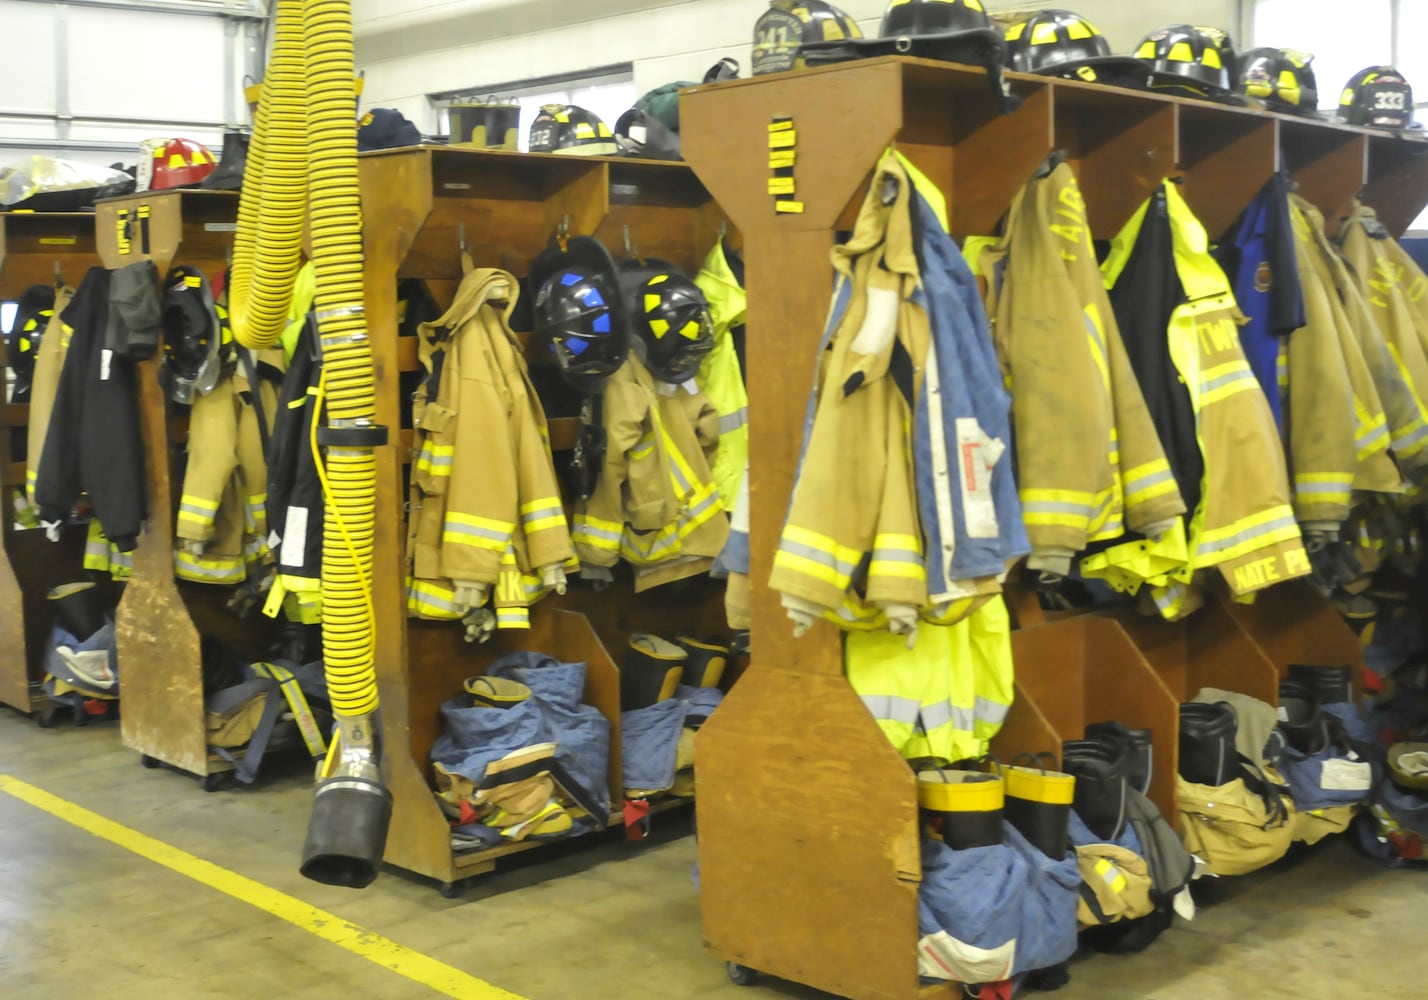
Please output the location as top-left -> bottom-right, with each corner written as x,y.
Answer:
0,707 -> 1424,1000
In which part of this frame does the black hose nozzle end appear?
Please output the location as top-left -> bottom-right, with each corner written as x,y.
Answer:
300,776 -> 393,889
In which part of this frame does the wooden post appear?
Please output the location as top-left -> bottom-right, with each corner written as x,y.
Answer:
94,189 -> 247,777
0,213 -> 102,714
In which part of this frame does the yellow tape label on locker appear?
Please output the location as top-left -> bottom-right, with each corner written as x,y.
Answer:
775,200 -> 806,214
768,177 -> 797,195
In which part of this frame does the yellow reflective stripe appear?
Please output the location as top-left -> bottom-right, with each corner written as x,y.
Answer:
1122,461 -> 1178,504
445,512 -> 514,533
572,514 -> 621,550
1198,360 -> 1260,406
773,549 -> 844,587
179,494 -> 220,512
1020,488 -> 1097,506
1195,509 -> 1301,562
1196,505 -> 1296,545
1082,305 -> 1111,388
871,531 -> 923,576
781,524 -> 861,568
522,514 -> 566,533
869,559 -> 925,580
1023,512 -> 1090,529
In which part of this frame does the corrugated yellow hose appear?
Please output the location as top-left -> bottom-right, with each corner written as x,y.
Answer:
232,0 -> 390,888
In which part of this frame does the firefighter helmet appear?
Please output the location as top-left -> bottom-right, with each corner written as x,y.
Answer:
881,0 -> 991,38
1135,25 -> 1234,96
752,0 -> 863,76
160,265 -> 226,403
1338,66 -> 1415,130
1237,48 -> 1319,116
619,260 -> 714,384
6,285 -> 55,400
614,108 -> 683,161
531,236 -> 630,392
1004,8 -> 1147,87
141,138 -> 217,192
528,105 -> 618,156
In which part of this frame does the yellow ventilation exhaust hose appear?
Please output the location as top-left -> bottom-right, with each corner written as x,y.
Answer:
231,0 -> 390,888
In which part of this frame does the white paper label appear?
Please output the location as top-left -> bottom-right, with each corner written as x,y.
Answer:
1277,706 -> 1290,722
100,348 -> 113,382
279,507 -> 308,568
1320,758 -> 1373,792
955,418 -> 1002,539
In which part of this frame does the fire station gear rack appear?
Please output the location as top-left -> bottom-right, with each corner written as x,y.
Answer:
0,212 -> 102,718
91,188 -> 266,787
356,146 -> 729,893
681,56 -> 1428,1000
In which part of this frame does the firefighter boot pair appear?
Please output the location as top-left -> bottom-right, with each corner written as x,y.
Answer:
917,768 -> 1005,849
1000,754 -> 1077,859
1178,702 -> 1238,786
1287,664 -> 1353,708
1062,734 -> 1135,842
1278,679 -> 1331,756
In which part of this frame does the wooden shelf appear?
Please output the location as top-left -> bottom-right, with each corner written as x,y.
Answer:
357,145 -> 731,887
0,211 -> 105,715
679,56 -> 1426,1000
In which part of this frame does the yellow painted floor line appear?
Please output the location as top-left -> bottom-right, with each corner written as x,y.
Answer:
0,773 -> 529,1000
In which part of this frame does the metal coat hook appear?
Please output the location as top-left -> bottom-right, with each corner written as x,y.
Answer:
53,261 -> 64,288
718,218 -> 728,241
458,222 -> 469,255
556,214 -> 570,252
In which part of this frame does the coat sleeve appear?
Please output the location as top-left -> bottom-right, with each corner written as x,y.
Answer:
441,342 -> 518,587
86,352 -> 147,552
1285,207 -> 1359,528
998,209 -> 1117,572
571,371 -> 661,569
176,377 -> 239,546
1104,305 -> 1186,535
768,264 -> 895,616
514,391 -> 574,574
34,281 -> 97,527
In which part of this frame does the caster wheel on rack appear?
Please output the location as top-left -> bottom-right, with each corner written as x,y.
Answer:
140,754 -> 160,769
35,709 -> 58,729
202,772 -> 229,793
726,962 -> 758,987
439,881 -> 463,900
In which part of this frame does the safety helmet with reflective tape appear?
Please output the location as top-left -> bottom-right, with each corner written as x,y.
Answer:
1136,25 -> 1234,96
140,138 -> 217,192
1004,8 -> 1147,89
881,0 -> 991,37
752,0 -> 863,76
1237,48 -> 1318,116
6,284 -> 55,399
619,259 -> 714,384
160,265 -> 226,403
1338,66 -> 1415,130
531,236 -> 630,392
528,105 -> 617,156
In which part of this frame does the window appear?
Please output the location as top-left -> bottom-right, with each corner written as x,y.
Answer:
431,67 -> 636,153
1252,0 -> 1393,111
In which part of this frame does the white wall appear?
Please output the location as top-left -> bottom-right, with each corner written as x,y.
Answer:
0,0 -> 260,167
354,0 -> 1238,132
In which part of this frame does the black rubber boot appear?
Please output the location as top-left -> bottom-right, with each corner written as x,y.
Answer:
1002,759 -> 1075,859
1178,702 -> 1238,786
1086,720 -> 1154,795
1061,739 -> 1129,841
675,636 -> 728,688
450,101 -> 520,149
621,634 -> 686,711
917,769 -> 1004,850
1278,679 -> 1330,755
200,131 -> 248,191
1287,664 -> 1353,707
47,582 -> 105,642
